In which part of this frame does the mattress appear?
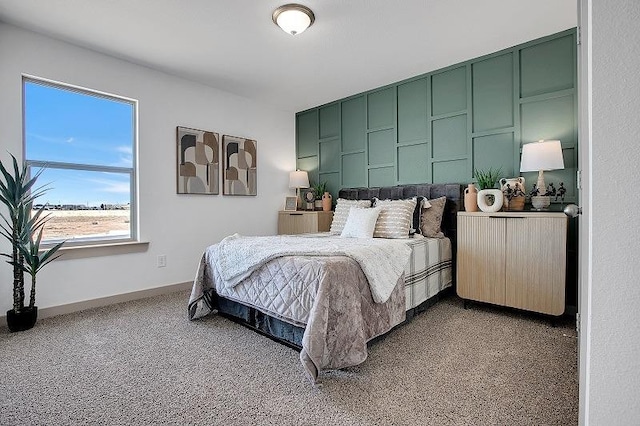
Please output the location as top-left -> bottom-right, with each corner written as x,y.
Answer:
404,236 -> 452,310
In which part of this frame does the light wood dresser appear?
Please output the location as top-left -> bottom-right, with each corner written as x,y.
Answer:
277,211 -> 333,235
456,211 -> 568,316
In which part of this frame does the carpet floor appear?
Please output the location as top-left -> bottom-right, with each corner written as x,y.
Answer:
0,291 -> 578,425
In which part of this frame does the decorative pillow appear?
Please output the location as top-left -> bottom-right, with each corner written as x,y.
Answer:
329,198 -> 372,234
419,196 -> 447,238
412,196 -> 429,234
372,197 -> 417,238
340,207 -> 381,238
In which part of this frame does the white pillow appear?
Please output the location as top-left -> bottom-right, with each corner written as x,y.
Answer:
341,207 -> 381,238
372,197 -> 417,238
330,198 -> 372,234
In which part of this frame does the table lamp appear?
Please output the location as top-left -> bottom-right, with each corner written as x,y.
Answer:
289,170 -> 309,210
520,140 -> 564,210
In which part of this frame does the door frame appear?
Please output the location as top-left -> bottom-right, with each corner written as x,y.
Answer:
577,0 -> 592,424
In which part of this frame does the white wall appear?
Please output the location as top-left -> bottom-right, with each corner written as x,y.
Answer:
587,0 -> 640,424
0,23 -> 295,313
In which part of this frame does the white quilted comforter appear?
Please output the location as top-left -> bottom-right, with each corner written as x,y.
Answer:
214,233 -> 411,304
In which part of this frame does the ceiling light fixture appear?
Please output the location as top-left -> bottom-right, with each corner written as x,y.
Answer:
272,4 -> 315,36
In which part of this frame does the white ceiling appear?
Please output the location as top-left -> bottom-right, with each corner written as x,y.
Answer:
0,0 -> 577,113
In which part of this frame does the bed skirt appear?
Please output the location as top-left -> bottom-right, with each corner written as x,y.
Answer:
214,287 -> 453,351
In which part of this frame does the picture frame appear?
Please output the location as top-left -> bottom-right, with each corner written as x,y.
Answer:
176,126 -> 220,194
284,196 -> 298,211
222,135 -> 257,196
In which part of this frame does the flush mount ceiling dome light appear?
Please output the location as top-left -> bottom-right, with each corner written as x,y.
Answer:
272,4 -> 315,35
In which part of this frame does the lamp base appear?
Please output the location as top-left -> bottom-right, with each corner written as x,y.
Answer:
531,195 -> 550,211
536,170 -> 546,194
296,188 -> 302,210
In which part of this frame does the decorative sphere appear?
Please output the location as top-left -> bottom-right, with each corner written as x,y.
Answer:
563,204 -> 582,218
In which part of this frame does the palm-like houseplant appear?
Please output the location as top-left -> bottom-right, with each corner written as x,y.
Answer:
474,167 -> 503,190
311,181 -> 327,209
474,167 -> 503,210
312,181 -> 327,200
0,154 -> 64,332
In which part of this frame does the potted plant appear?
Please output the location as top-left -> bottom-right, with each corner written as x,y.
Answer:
474,167 -> 503,210
474,167 -> 503,190
312,181 -> 326,210
0,154 -> 64,332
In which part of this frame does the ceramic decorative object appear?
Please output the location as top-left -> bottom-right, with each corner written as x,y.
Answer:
499,177 -> 525,192
477,189 -> 504,213
322,192 -> 332,211
505,196 -> 526,211
464,184 -> 478,212
499,177 -> 525,210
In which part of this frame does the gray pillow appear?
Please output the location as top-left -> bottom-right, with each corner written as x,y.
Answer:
419,196 -> 447,238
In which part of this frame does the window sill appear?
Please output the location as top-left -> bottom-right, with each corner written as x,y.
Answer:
48,240 -> 150,260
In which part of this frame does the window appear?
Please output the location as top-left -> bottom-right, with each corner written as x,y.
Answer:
23,77 -> 137,245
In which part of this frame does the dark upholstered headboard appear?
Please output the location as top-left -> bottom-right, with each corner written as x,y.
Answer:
337,183 -> 463,242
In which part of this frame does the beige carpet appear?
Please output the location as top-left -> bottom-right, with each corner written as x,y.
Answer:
0,291 -> 578,425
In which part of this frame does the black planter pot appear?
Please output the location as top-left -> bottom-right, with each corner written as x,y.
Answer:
6,307 -> 38,332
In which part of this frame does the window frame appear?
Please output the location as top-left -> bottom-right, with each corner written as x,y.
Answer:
22,75 -> 139,247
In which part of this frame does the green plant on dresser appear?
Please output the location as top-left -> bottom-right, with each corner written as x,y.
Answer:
474,167 -> 503,190
312,181 -> 327,200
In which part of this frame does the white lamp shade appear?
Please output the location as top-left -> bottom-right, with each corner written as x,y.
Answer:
273,5 -> 315,35
520,140 -> 565,172
289,170 -> 309,188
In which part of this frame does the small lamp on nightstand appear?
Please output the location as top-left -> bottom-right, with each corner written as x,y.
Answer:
520,140 -> 565,210
289,170 -> 309,210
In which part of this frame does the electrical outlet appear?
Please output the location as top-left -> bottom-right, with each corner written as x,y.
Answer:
157,255 -> 167,268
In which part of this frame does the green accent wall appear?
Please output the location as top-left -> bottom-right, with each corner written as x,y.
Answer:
296,29 -> 578,203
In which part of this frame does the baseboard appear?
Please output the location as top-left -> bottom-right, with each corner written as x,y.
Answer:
1,281 -> 191,324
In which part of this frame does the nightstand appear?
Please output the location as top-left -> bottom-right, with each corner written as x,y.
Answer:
456,211 -> 568,316
277,211 -> 333,235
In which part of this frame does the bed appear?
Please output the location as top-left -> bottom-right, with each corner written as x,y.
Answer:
188,183 -> 462,382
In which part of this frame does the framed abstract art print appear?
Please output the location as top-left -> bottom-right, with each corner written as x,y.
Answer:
176,126 -> 220,194
222,135 -> 257,196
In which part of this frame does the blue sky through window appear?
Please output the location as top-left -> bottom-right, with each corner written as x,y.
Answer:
33,167 -> 130,207
24,81 -> 134,207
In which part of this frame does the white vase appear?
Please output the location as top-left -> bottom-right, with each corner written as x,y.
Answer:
477,189 -> 504,213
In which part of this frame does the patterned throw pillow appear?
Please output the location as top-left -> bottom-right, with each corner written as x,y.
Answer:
419,196 -> 447,238
329,198 -> 372,234
372,197 -> 417,238
412,196 -> 429,234
340,207 -> 381,238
